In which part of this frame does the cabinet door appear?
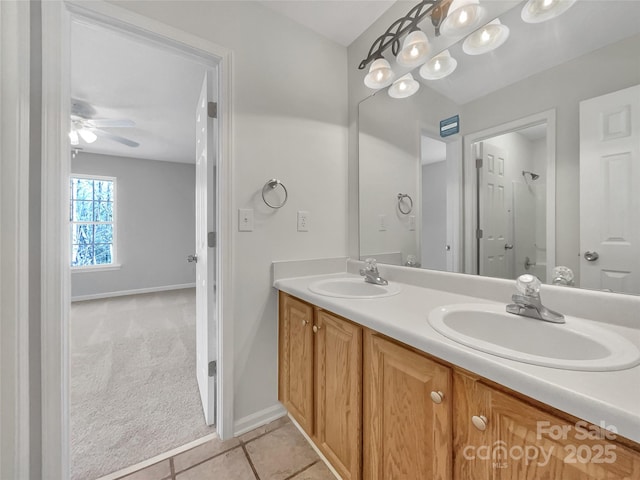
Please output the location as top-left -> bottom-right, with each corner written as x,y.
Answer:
278,292 -> 314,434
315,310 -> 362,480
364,332 -> 452,480
454,371 -> 640,480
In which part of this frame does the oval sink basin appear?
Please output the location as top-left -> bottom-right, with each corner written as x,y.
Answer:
308,277 -> 401,299
428,303 -> 640,371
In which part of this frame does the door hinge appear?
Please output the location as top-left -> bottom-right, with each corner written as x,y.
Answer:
208,102 -> 217,119
208,231 -> 216,248
208,360 -> 217,377
476,158 -> 483,169
476,229 -> 484,239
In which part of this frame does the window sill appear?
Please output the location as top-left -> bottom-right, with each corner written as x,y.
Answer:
71,264 -> 121,273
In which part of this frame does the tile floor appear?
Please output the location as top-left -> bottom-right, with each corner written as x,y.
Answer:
114,416 -> 337,480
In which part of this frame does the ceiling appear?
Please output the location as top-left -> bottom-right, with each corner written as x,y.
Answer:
71,0 -> 640,163
261,0 -> 397,47
71,20 -> 207,163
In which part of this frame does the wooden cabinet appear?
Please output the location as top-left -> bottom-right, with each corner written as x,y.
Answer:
278,292 -> 362,480
315,309 -> 362,480
364,331 -> 452,480
454,371 -> 640,480
278,292 -> 314,434
278,293 -> 640,480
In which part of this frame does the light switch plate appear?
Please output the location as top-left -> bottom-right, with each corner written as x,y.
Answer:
378,214 -> 387,231
238,208 -> 254,232
408,215 -> 416,231
297,211 -> 309,232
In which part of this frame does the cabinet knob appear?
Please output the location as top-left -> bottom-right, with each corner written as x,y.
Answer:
430,391 -> 444,404
472,415 -> 488,431
302,319 -> 309,327
312,325 -> 321,333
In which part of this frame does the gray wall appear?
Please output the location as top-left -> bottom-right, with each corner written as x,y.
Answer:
421,161 -> 447,271
71,152 -> 196,299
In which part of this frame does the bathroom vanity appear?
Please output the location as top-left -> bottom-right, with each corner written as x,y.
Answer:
274,263 -> 640,480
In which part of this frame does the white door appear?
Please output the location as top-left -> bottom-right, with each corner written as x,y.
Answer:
579,84 -> 640,294
478,142 -> 510,278
194,71 -> 216,425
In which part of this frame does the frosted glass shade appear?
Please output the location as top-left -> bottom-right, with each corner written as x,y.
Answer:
441,0 -> 484,36
521,0 -> 577,23
69,130 -> 79,146
388,73 -> 420,99
420,50 -> 458,80
462,19 -> 510,55
364,58 -> 395,89
78,128 -> 97,144
396,29 -> 431,68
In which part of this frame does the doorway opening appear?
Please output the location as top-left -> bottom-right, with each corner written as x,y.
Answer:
40,2 -> 233,477
463,110 -> 556,282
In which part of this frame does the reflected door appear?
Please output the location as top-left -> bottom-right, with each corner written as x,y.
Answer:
579,84 -> 640,294
478,142 -> 510,278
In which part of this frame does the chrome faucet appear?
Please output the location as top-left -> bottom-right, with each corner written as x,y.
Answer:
359,258 -> 388,286
506,274 -> 565,324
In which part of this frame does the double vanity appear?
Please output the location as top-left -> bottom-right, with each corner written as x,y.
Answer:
274,259 -> 640,480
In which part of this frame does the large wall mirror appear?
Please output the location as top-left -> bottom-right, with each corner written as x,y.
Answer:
358,0 -> 640,295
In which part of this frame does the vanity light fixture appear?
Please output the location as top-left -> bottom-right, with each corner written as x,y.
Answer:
462,18 -> 510,55
419,49 -> 458,80
521,0 -> 577,24
440,0 -> 484,36
364,57 -> 396,89
388,73 -> 420,99
396,27 -> 431,68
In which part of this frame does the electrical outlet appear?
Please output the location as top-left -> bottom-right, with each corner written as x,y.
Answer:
297,211 -> 309,232
378,214 -> 387,231
238,208 -> 254,232
408,215 -> 416,231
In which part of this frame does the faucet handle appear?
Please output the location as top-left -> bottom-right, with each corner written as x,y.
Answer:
364,257 -> 378,271
516,274 -> 541,296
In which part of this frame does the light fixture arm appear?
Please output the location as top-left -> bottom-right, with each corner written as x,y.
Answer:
358,0 -> 449,70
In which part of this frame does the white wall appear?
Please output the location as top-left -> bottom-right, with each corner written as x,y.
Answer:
421,161 -> 447,270
359,92 -> 421,265
110,0 -> 349,427
71,152 -> 196,299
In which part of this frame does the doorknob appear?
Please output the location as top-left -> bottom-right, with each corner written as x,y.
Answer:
584,251 -> 599,262
504,243 -> 514,250
187,254 -> 198,263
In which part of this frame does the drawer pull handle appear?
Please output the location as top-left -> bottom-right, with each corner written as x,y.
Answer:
472,415 -> 488,431
312,325 -> 321,333
302,319 -> 309,327
430,391 -> 444,404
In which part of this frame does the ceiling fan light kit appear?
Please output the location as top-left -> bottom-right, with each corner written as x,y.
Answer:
359,0 -> 577,96
69,99 -> 140,148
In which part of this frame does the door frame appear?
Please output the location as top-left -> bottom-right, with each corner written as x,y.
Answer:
463,109 -> 556,280
0,1 -> 32,478
41,1 -> 235,477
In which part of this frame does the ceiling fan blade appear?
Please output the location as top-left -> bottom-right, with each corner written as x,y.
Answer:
87,118 -> 136,128
93,128 -> 140,148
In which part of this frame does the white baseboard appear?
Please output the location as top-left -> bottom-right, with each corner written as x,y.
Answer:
233,403 -> 287,437
71,283 -> 196,302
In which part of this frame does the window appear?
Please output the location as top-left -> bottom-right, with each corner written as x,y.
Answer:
70,175 -> 116,268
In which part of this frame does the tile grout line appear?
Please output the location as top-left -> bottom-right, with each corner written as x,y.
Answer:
283,460 -> 320,480
171,444 -> 240,476
239,420 -> 290,447
169,457 -> 176,480
241,443 -> 261,480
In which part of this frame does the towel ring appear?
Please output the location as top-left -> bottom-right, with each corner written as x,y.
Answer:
262,179 -> 288,209
397,193 -> 413,215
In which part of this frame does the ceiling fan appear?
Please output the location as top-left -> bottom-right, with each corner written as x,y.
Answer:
70,99 -> 140,148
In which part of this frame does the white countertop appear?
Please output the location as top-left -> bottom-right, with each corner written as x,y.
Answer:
274,272 -> 640,444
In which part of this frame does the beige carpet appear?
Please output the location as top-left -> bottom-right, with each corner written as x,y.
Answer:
70,288 -> 215,480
